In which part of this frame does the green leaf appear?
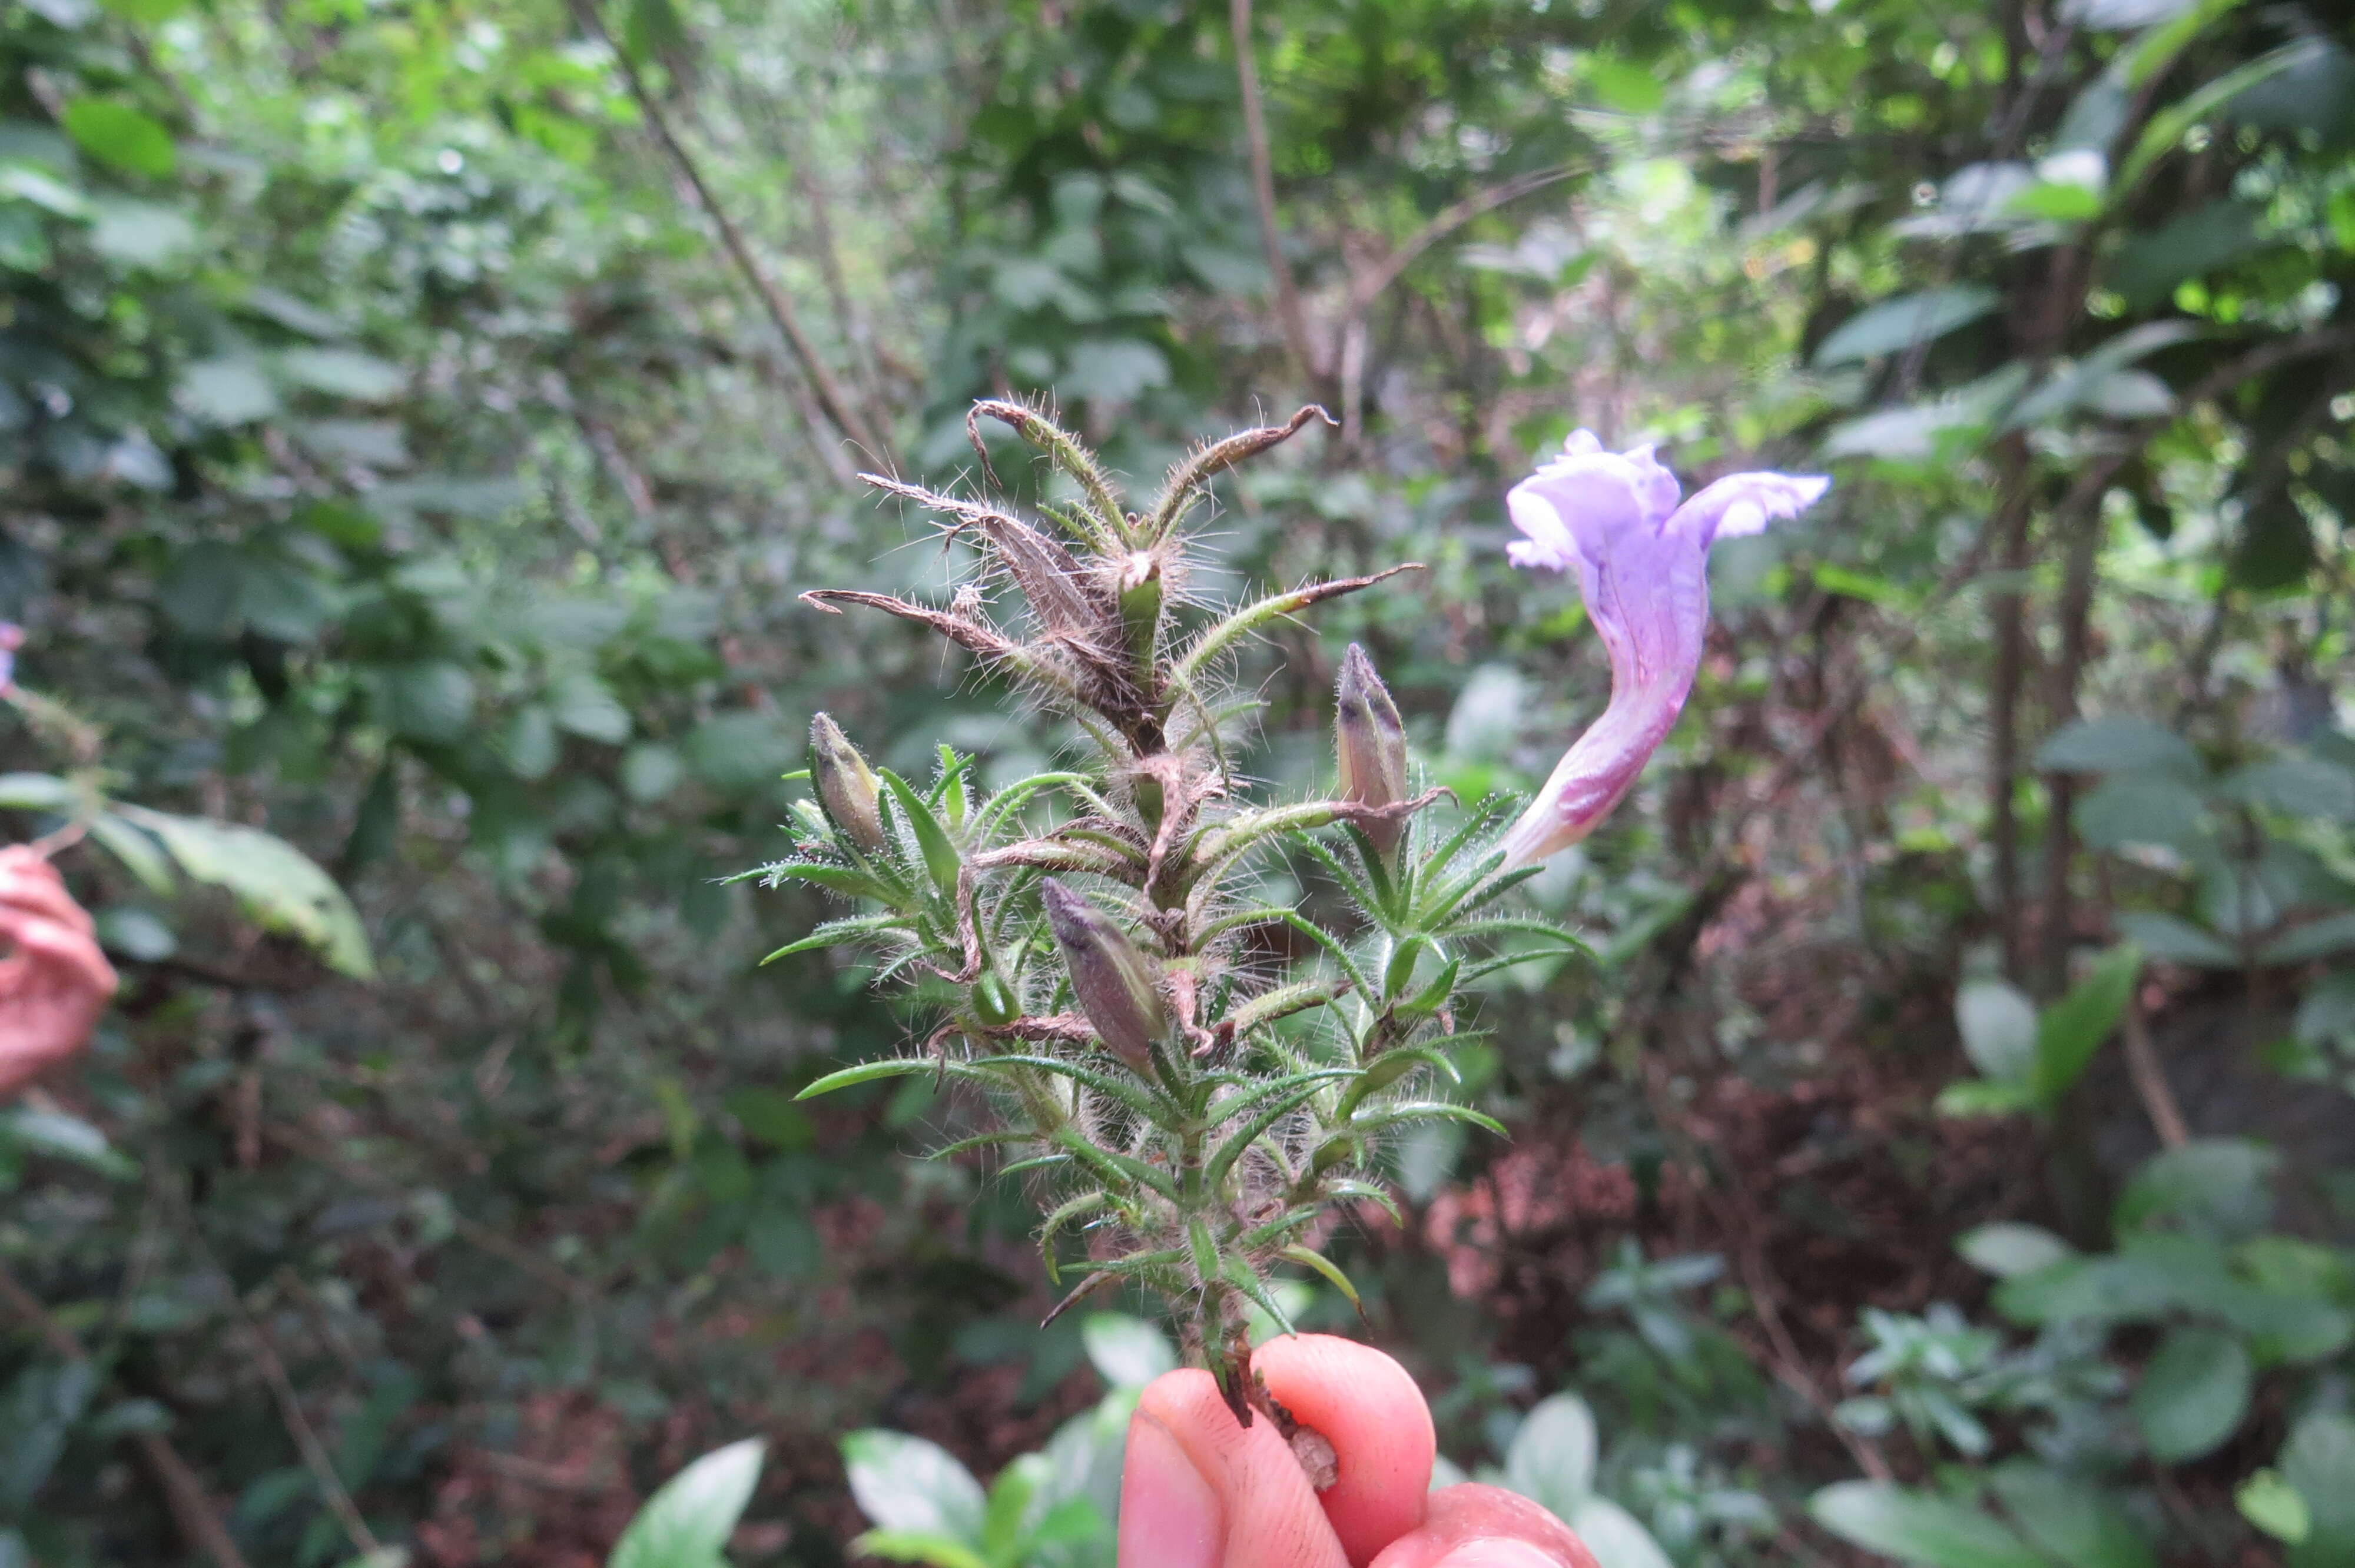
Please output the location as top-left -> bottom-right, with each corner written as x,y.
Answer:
2284,1414 -> 2355,1566
608,1438 -> 765,1568
177,357 -> 281,426
112,806 -> 373,978
2114,911 -> 2237,968
841,1431 -> 986,1543
1809,1481 -> 2046,1568
2133,1324 -> 2250,1462
0,772 -> 77,812
1079,1313 -> 1178,1389
548,671 -> 631,744
843,1530 -> 987,1568
1986,1466 -> 2154,1568
2036,716 -> 2201,778
2032,945 -> 2139,1108
1565,1496 -> 1675,1568
1958,1224 -> 2075,1278
2238,1470 -> 2311,1545
2120,38 -> 2327,190
1814,287 -> 2001,367
274,347 -> 405,403
878,769 -> 961,897
1586,58 -> 1666,115
87,198 -> 197,270
1955,979 -> 2038,1084
377,661 -> 476,744
59,99 -> 175,178
795,1059 -> 937,1099
2074,777 -> 2207,854
1503,1394 -> 1597,1517
2117,1138 -> 2277,1238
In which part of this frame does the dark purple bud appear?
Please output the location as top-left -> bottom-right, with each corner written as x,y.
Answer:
1041,878 -> 1166,1070
1335,643 -> 1408,859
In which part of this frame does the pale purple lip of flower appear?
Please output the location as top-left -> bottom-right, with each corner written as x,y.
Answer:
1497,430 -> 1829,871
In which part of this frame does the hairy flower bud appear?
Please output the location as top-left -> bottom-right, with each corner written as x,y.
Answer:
1041,878 -> 1166,1070
1116,550 -> 1163,666
1335,643 -> 1408,859
808,712 -> 888,855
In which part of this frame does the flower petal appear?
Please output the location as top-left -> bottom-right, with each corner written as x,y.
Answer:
1498,443 -> 1830,869
1668,470 -> 1831,547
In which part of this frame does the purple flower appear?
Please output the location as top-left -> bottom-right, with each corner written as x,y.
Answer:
1498,431 -> 1828,871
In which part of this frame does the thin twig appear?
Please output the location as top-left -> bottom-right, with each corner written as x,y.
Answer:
237,1297 -> 384,1561
0,1263 -> 255,1568
2119,994 -> 2191,1149
567,0 -> 890,467
1229,0 -> 1319,386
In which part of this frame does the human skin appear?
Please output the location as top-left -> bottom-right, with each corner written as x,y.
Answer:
1116,1334 -> 1599,1568
0,845 -> 117,1099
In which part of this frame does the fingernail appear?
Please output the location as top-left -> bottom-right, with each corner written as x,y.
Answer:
1117,1411 -> 1221,1568
1436,1542 -> 1567,1568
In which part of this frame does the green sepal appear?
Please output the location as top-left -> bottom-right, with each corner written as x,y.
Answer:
762,913 -> 916,963
1221,1257 -> 1298,1337
1188,1218 -> 1222,1285
1338,1046 -> 1457,1117
797,1057 -> 948,1099
878,766 -> 963,898
1054,1127 -> 1180,1202
1280,1245 -> 1362,1309
1204,1075 -> 1353,1192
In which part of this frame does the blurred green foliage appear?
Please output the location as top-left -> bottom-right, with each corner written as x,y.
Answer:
1,0 -> 2351,1563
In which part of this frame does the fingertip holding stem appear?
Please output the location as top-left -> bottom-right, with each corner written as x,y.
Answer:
1117,1410 -> 1223,1568
1432,1542 -> 1567,1568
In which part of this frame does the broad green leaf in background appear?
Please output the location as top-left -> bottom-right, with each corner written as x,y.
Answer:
113,806 -> 374,978
842,1431 -> 987,1546
1809,1481 -> 2046,1568
608,1438 -> 765,1568
1813,287 -> 2000,367
1986,1466 -> 2154,1568
59,98 -> 174,177
1567,1496 -> 1676,1568
2239,1470 -> 2311,1545
1504,1393 -> 1597,1519
1955,979 -> 2038,1085
2035,716 -> 2202,778
2133,1324 -> 2251,1461
2284,1414 -> 2355,1567
2032,945 -> 2140,1108
2114,911 -> 2237,967
1958,1224 -> 2075,1278
1080,1313 -> 1179,1390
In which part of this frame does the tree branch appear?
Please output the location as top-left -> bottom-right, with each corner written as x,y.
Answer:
569,0 -> 891,467
0,1263 -> 255,1568
1229,0 -> 1319,387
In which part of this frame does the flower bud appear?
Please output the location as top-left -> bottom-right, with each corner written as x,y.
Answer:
1335,643 -> 1408,859
808,712 -> 888,855
1040,878 -> 1166,1071
1116,550 -> 1163,666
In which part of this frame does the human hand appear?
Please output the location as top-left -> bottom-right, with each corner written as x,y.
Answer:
1117,1334 -> 1598,1568
0,846 -> 116,1099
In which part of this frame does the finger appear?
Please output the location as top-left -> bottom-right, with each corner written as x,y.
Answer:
0,861 -> 91,934
1120,1368 -> 1349,1568
1368,1485 -> 1600,1568
1254,1334 -> 1435,1566
0,912 -> 117,997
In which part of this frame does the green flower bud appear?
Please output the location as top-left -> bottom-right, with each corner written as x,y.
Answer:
1040,878 -> 1166,1071
809,712 -> 888,855
971,971 -> 1019,1026
1116,550 -> 1163,666
1335,643 -> 1408,859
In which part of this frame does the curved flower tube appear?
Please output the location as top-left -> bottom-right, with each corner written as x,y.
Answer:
1498,431 -> 1829,871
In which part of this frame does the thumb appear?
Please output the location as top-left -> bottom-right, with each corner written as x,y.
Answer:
1117,1367 -> 1349,1568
